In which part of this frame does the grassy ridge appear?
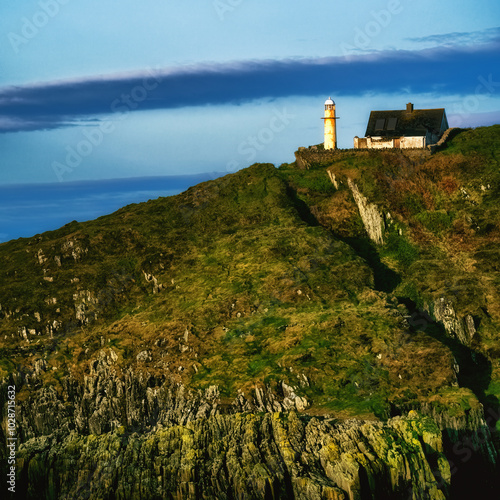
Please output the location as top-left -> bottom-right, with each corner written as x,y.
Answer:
1,128 -> 499,420
287,126 -> 500,408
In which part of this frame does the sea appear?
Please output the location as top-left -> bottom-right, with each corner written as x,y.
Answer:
0,173 -> 223,244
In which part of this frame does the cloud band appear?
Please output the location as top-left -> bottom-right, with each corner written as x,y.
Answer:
1,36 -> 499,133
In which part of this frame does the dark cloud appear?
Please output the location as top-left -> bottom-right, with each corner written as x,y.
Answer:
407,26 -> 500,45
1,37 -> 499,133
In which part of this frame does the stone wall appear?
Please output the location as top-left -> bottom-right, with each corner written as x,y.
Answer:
294,146 -> 431,170
353,128 -> 460,153
428,128 -> 461,153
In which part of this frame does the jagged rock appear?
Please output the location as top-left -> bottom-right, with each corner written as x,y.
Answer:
0,349 -> 499,498
11,412 -> 451,499
327,170 -> 339,189
143,270 -> 163,294
36,248 -> 47,265
282,382 -> 309,411
33,358 -> 47,377
62,239 -> 88,261
73,290 -> 99,325
136,350 -> 152,362
431,298 -> 476,345
347,178 -> 385,244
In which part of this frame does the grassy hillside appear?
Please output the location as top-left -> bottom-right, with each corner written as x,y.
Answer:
284,125 -> 500,421
1,127 -> 499,424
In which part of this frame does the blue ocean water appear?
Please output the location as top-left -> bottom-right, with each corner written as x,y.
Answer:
0,173 -> 223,244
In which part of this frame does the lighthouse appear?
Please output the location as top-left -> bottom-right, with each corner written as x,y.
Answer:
322,97 -> 338,150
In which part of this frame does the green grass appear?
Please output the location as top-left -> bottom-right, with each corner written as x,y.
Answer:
278,166 -> 337,194
382,233 -> 420,268
414,210 -> 455,235
2,126 -> 500,422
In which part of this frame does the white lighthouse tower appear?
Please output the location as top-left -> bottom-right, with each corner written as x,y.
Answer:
322,97 -> 338,150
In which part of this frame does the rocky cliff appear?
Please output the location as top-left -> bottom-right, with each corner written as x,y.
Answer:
14,410 -> 451,500
1,127 -> 500,498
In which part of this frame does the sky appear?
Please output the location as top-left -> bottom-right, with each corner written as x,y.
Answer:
1,0 -> 500,241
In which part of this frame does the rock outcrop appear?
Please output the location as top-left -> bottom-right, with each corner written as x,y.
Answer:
2,349 -> 498,499
2,350 -> 312,443
429,298 -> 477,346
346,179 -> 385,245
13,412 -> 450,500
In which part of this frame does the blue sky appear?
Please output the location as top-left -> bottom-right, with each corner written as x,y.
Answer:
1,0 -> 500,241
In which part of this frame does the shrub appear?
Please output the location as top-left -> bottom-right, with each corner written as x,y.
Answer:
383,233 -> 419,267
415,210 -> 454,235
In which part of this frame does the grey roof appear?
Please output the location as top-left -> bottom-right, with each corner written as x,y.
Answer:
364,107 -> 448,137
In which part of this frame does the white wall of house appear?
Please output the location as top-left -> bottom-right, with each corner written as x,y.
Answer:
354,136 -> 426,149
400,136 -> 426,148
367,137 -> 394,148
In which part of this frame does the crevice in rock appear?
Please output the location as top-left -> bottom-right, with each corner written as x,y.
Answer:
337,236 -> 401,293
285,184 -> 320,227
284,182 -> 400,294
401,297 -> 500,498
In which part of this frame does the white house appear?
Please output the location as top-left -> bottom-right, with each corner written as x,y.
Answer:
354,103 -> 449,149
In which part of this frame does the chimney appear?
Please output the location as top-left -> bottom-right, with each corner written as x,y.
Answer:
406,102 -> 414,113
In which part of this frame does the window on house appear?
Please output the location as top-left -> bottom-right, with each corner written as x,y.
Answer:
375,119 -> 385,131
387,117 -> 397,130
